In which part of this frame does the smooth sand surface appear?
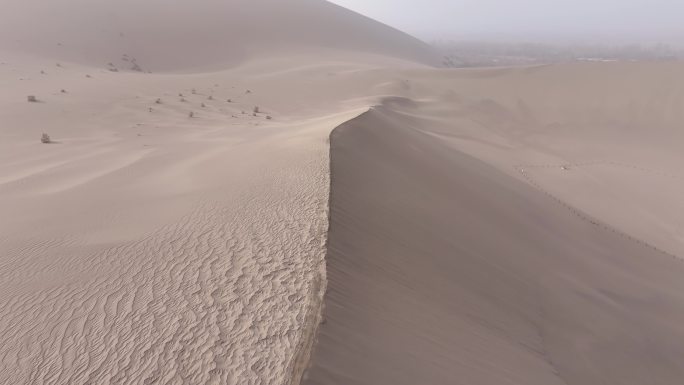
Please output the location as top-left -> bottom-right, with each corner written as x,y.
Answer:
0,0 -> 439,71
2,1 -> 684,384
304,96 -> 684,384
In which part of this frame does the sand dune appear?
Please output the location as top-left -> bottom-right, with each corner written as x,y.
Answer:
2,0 -> 684,383
1,1 -> 429,382
304,97 -> 684,384
0,0 -> 439,71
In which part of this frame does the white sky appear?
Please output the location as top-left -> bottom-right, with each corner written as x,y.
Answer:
330,0 -> 684,44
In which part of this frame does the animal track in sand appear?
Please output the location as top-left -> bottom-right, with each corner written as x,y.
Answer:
516,161 -> 684,261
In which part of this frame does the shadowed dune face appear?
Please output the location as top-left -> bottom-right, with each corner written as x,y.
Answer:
0,0 -> 439,71
303,101 -> 684,385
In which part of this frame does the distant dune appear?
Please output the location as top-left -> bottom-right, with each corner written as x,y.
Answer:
0,0 -> 439,71
1,1 -> 684,384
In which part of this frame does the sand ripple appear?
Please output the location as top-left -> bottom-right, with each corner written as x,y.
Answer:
0,184 -> 328,385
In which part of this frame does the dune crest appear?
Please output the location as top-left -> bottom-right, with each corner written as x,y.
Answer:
303,97 -> 684,384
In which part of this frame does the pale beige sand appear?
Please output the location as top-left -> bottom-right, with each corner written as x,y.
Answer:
0,54 -> 414,383
3,0 -> 684,383
304,95 -> 684,384
0,0 -> 439,71
0,1 -> 436,384
0,57 -> 366,383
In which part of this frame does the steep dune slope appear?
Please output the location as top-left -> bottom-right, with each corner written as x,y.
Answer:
0,0 -> 439,71
304,99 -> 684,384
1,40 -> 397,382
0,1 -> 441,383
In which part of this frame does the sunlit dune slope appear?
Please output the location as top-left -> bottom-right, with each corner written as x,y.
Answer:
0,0 -> 439,71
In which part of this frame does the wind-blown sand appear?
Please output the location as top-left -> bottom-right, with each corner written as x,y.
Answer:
2,0 -> 684,384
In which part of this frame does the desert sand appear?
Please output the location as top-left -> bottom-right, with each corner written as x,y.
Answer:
304,91 -> 684,384
2,0 -> 684,384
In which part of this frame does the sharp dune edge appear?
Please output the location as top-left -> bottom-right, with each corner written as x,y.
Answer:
1,1 -> 684,384
304,97 -> 684,384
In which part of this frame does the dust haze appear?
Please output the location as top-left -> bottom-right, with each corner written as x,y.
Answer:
332,0 -> 684,44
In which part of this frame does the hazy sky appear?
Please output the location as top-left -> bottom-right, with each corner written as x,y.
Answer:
330,0 -> 684,43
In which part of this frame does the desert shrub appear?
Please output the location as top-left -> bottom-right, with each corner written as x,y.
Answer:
253,106 -> 260,113
130,60 -> 142,72
27,95 -> 37,102
41,133 -> 51,143
155,98 -> 162,104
